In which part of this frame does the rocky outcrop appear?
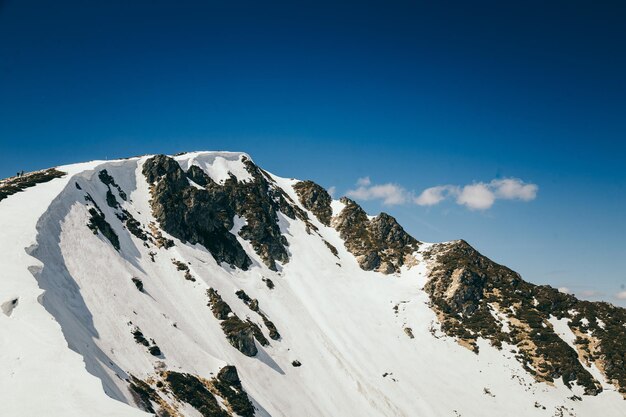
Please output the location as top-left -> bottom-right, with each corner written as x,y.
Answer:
213,366 -> 255,417
423,240 -> 626,396
332,198 -> 420,273
130,365 -> 254,417
98,169 -> 127,201
85,193 -> 120,251
143,155 -> 251,270
236,290 -> 281,340
130,325 -> 162,357
97,170 -> 150,243
165,372 -> 229,417
172,259 -> 196,281
293,180 -> 332,226
143,154 -> 311,270
0,168 -> 66,202
206,288 -> 269,357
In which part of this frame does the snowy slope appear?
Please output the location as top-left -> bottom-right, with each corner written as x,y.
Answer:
0,151 -> 624,417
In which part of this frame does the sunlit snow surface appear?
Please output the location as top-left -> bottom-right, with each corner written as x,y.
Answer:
0,152 -> 624,416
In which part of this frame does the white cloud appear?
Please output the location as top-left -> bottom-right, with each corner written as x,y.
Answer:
346,181 -> 409,205
417,177 -> 538,210
615,291 -> 626,300
558,287 -> 571,294
356,177 -> 371,186
414,185 -> 458,206
327,186 -> 337,198
456,183 -> 496,210
491,178 -> 538,201
345,176 -> 537,211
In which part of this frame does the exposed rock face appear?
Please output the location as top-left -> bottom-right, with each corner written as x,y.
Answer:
165,372 -> 229,417
130,365 -> 254,417
236,289 -> 281,340
97,170 -> 150,243
143,154 -> 311,271
85,193 -> 120,251
128,376 -> 157,413
186,165 -> 214,187
221,316 -> 263,356
293,180 -> 332,226
206,288 -> 269,357
227,159 -> 291,270
213,366 -> 255,417
98,169 -> 128,201
143,155 -> 251,270
331,197 -> 420,273
423,240 -> 626,396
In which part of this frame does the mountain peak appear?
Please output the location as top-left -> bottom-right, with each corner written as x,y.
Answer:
0,151 -> 624,417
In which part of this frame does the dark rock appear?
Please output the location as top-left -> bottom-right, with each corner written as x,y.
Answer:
131,277 -> 144,292
323,240 -> 339,258
105,189 -> 119,209
129,375 -> 157,413
235,289 -> 281,340
172,259 -> 195,281
143,155 -> 251,270
235,289 -> 252,304
424,240 -> 610,395
291,360 -> 301,367
0,168 -> 66,202
221,317 -> 259,356
86,207 -> 120,251
207,288 -> 268,356
217,365 -> 240,385
143,154 -> 315,271
98,169 -> 127,201
293,180 -> 332,226
207,289 -> 233,320
165,372 -> 228,417
132,328 -> 150,346
186,165 -> 214,187
148,345 -> 162,357
263,278 -> 275,289
124,212 -> 148,241
213,366 -> 255,417
332,198 -> 419,273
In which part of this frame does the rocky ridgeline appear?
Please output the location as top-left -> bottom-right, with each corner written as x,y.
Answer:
143,154 -> 315,271
424,240 -> 626,396
73,154 -> 626,403
143,155 -> 251,269
0,168 -> 65,202
330,197 -> 420,274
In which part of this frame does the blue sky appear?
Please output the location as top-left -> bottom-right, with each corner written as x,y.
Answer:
1,1 -> 625,304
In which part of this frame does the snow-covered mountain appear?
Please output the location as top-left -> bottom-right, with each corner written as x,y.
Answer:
1,151 -> 625,417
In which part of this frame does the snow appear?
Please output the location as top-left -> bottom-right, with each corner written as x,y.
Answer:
0,159 -> 147,417
548,316 -> 577,350
0,152 -> 625,417
175,151 -> 253,184
330,199 -> 346,217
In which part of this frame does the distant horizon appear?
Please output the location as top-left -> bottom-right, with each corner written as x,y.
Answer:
1,1 -> 625,306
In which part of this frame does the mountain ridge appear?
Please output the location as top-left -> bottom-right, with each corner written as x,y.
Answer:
0,151 -> 624,417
